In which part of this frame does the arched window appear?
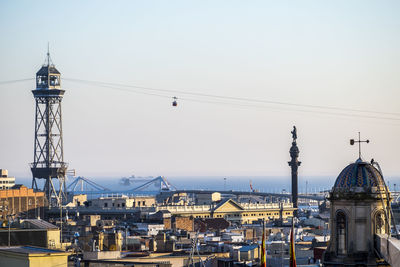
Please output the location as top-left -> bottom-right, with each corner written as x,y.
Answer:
375,211 -> 385,234
336,211 -> 347,255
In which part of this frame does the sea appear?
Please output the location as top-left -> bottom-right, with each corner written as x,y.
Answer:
14,175 -> 400,194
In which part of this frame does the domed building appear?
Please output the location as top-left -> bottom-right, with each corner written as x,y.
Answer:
323,158 -> 392,266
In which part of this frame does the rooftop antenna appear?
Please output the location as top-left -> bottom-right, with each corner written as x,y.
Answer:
350,132 -> 369,159
47,42 -> 50,66
45,42 -> 53,66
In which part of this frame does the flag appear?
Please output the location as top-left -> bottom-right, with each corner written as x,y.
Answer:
290,220 -> 297,267
260,221 -> 266,267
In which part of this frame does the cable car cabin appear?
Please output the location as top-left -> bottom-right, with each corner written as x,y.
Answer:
172,97 -> 178,107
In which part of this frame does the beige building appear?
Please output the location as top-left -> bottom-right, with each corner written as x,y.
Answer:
157,199 -> 294,224
0,246 -> 69,267
66,194 -> 87,207
0,219 -> 61,249
0,185 -> 45,220
90,194 -> 156,208
78,232 -> 122,252
0,169 -> 15,190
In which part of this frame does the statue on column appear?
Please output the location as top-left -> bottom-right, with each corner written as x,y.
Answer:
291,126 -> 297,141
289,125 -> 300,217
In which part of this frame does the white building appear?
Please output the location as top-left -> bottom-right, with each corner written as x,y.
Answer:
0,169 -> 15,190
90,194 -> 156,208
134,223 -> 164,236
222,232 -> 244,243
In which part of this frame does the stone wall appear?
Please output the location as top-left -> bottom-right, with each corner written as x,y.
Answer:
174,216 -> 193,231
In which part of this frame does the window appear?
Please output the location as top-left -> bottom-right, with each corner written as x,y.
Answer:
375,211 -> 385,234
49,75 -> 60,86
37,75 -> 48,87
336,211 -> 347,255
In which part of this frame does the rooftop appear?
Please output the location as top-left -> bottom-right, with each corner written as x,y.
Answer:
0,246 -> 66,255
21,219 -> 58,230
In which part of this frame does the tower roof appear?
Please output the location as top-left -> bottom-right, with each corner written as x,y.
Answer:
36,45 -> 60,76
36,65 -> 60,76
333,159 -> 387,193
35,49 -> 62,91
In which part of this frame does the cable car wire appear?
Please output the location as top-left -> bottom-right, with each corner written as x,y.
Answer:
64,77 -> 400,117
66,79 -> 172,99
1,77 -> 399,122
64,78 -> 400,122
0,78 -> 34,85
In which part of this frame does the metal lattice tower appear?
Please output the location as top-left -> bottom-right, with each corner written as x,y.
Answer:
31,50 -> 67,207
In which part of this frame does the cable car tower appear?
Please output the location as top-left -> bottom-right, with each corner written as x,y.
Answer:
31,49 -> 67,207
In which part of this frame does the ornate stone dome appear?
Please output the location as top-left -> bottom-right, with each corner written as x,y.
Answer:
333,159 -> 387,192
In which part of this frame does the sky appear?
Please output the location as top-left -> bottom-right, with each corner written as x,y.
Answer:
0,1 -> 400,183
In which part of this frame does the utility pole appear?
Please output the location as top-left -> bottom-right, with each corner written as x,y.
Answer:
60,192 -> 63,249
7,212 -> 14,247
8,215 -> 11,247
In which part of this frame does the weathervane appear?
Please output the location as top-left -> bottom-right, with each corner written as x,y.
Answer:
350,132 -> 369,159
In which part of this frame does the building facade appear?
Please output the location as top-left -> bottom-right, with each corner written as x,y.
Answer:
90,195 -> 156,208
323,159 -> 392,266
157,199 -> 294,224
0,185 -> 45,220
0,169 -> 15,190
0,246 -> 69,267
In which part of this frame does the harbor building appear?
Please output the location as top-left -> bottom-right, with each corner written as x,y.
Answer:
0,169 -> 15,190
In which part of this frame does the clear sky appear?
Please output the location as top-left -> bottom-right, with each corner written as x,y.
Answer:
0,1 -> 400,180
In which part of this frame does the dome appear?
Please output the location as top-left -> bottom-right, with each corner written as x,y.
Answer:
333,159 -> 386,191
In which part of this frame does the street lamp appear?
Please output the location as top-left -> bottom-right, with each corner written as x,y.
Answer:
7,213 -> 15,247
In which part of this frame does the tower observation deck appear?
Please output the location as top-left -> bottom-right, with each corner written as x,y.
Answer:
31,50 -> 67,207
